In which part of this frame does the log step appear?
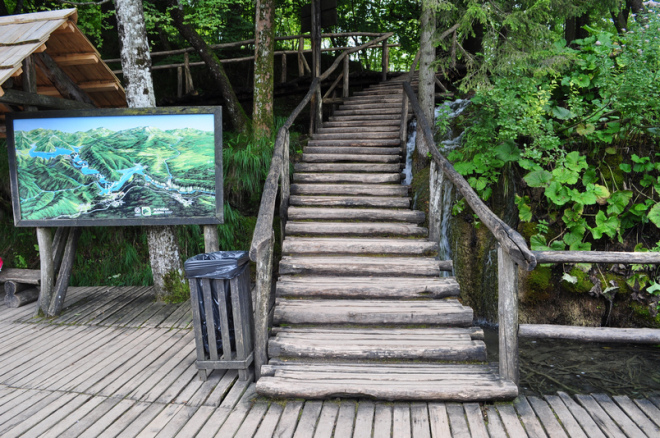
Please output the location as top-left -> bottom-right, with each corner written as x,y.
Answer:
316,126 -> 400,134
333,108 -> 402,117
271,326 -> 484,339
328,114 -> 400,122
294,163 -> 402,173
256,362 -> 518,401
276,275 -> 460,299
278,256 -> 452,276
273,298 -> 471,325
268,328 -> 487,361
322,120 -> 400,128
307,138 -> 401,147
289,195 -> 410,208
285,221 -> 428,237
287,206 -> 423,222
338,103 -> 403,110
342,97 -> 403,104
282,237 -> 438,256
312,132 -> 399,140
304,146 -> 401,155
302,153 -> 400,163
293,173 -> 402,184
290,184 -> 409,197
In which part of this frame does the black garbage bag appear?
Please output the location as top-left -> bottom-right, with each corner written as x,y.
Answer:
184,251 -> 249,356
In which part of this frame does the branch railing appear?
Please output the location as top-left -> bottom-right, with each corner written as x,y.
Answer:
105,32 -> 397,96
402,74 -> 660,386
249,33 -> 394,380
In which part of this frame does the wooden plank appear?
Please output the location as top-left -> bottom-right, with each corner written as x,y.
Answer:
498,245 -> 519,384
272,400 -> 304,438
173,368 -> 225,406
286,221 -> 428,237
611,396 -> 660,438
446,404 -> 471,438
302,153 -> 400,163
200,370 -> 239,407
527,396 -> 569,438
95,401 -> 153,438
287,206 -> 422,223
234,402 -> 268,438
411,402 -> 431,438
282,237 -> 438,256
632,398 -> 660,428
0,268 -> 40,284
141,355 -> 197,403
135,403 -> 184,437
0,390 -> 56,431
214,384 -> 257,437
372,403 -> 393,438
554,392 -> 606,438
279,256 -> 452,277
293,401 -> 323,438
48,396 -> 121,438
157,405 -> 210,438
496,404 -> 529,437
392,403 -> 411,438
484,405 -> 508,438
515,396 -> 549,438
289,195 -> 410,208
428,403 -> 451,438
77,399 -> 135,438
574,394 -> 626,438
0,88 -> 93,109
352,401 -> 375,437
254,403 -> 284,438
519,324 -> 660,344
334,401 -> 357,437
590,393 -> 646,438
12,393 -> 93,438
464,403 -> 489,438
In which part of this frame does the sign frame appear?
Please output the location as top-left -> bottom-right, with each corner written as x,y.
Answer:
6,106 -> 223,227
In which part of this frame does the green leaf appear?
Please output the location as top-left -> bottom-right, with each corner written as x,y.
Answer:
565,152 -> 588,172
648,203 -> 660,228
576,123 -> 596,136
552,106 -> 575,120
453,161 -> 476,175
582,168 -> 598,185
550,240 -> 567,251
563,229 -> 584,246
647,282 -> 660,295
562,273 -> 578,284
530,234 -> 550,251
573,74 -> 591,87
545,182 -> 571,206
607,190 -> 633,215
571,190 -> 597,205
619,163 -> 632,173
524,170 -> 553,187
593,184 -> 611,205
494,141 -> 521,163
570,241 -> 591,251
590,211 -> 619,239
605,147 -> 617,155
552,167 -> 579,185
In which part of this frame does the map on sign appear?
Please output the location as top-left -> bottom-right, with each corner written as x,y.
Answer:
7,109 -> 222,227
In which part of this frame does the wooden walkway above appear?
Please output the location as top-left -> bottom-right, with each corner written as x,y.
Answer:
0,286 -> 658,436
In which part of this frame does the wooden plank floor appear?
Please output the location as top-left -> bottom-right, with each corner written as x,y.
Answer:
0,286 -> 658,437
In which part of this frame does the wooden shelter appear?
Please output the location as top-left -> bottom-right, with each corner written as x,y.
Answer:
0,8 -> 126,137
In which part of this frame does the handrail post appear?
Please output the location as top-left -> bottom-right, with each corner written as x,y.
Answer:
400,84 -> 409,145
279,130 -> 290,244
343,54 -> 349,98
254,232 -> 275,380
381,39 -> 388,81
498,245 -> 519,384
298,36 -> 305,77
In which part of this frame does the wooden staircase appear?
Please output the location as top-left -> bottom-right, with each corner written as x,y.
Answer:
255,79 -> 518,401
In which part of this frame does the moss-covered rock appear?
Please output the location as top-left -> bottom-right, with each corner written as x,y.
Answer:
561,267 -> 594,294
522,265 -> 553,304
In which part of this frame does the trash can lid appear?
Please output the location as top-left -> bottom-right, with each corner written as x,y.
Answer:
184,250 -> 249,279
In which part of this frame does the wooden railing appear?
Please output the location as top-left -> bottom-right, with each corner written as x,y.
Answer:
401,75 -> 660,386
105,32 -> 397,97
249,33 -> 394,380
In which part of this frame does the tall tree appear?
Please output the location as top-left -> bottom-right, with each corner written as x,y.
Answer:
166,0 -> 250,134
252,0 -> 275,139
115,0 -> 184,300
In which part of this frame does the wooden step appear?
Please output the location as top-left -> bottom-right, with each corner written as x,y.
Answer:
290,184 -> 408,198
312,132 -> 399,140
268,328 -> 487,361
323,120 -> 400,128
289,195 -> 410,208
273,298 -> 470,325
308,138 -> 401,147
278,256 -> 452,276
285,221 -> 428,237
293,173 -> 402,184
287,206 -> 423,222
317,126 -> 400,134
302,153 -> 400,163
304,146 -> 401,155
354,89 -> 403,96
338,103 -> 403,110
328,114 -> 401,121
294,163 -> 402,173
276,275 -> 460,299
282,237 -> 438,256
333,108 -> 402,117
271,326 -> 484,340
343,96 -> 402,104
257,362 -> 518,401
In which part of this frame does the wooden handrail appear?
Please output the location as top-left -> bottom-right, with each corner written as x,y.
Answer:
534,251 -> 660,264
402,82 -> 537,271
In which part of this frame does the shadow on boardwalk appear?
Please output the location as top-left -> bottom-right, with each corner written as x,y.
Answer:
0,286 -> 658,437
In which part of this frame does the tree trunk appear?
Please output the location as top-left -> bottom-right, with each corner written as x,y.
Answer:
115,0 -> 183,300
167,0 -> 250,134
414,0 -> 435,171
252,0 -> 275,139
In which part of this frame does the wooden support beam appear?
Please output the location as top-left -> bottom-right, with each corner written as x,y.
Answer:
0,88 -> 94,110
35,44 -> 47,53
22,55 -> 38,111
34,52 -> 96,105
203,225 -> 219,253
11,68 -> 23,77
519,324 -> 660,344
50,53 -> 99,66
498,245 -> 519,385
36,228 -> 54,317
38,81 -> 118,95
254,231 -> 275,380
48,227 -> 80,316
55,21 -> 75,33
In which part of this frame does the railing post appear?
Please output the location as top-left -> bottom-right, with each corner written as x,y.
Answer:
381,40 -> 388,81
400,85 -> 409,145
343,54 -> 349,98
254,232 -> 275,381
298,36 -> 305,77
498,245 -> 519,384
279,130 -> 290,244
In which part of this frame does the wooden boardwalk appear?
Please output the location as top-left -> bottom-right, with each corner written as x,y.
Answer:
0,286 -> 658,437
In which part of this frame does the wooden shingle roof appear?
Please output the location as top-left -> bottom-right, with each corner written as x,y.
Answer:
0,8 -> 126,120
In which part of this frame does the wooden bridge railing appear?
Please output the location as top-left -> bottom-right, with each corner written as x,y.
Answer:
402,74 -> 660,386
248,33 -> 394,380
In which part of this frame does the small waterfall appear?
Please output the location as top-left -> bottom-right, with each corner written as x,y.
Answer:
401,119 -> 416,186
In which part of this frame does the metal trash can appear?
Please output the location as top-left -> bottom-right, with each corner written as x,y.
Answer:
184,251 -> 253,381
